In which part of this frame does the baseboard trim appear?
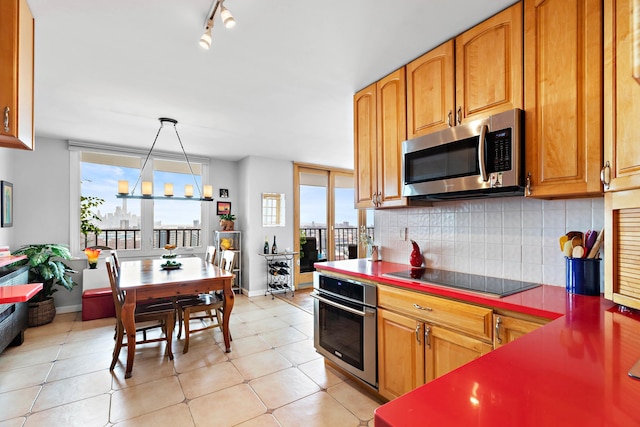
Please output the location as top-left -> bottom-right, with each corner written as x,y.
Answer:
56,304 -> 81,314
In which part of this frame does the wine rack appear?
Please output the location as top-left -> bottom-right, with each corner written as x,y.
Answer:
259,252 -> 297,299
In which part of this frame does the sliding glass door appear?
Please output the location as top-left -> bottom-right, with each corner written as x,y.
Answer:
294,164 -> 360,287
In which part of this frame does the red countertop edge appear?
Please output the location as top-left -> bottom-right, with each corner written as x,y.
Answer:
0,283 -> 43,303
0,255 -> 26,268
315,260 -> 640,427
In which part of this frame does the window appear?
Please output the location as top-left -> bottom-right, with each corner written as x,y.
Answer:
71,144 -> 210,258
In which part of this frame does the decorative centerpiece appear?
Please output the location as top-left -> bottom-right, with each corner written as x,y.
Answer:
84,247 -> 101,269
160,260 -> 182,270
162,244 -> 177,259
410,240 -> 423,268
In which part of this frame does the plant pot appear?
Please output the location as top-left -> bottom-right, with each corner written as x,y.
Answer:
28,297 -> 56,327
220,219 -> 235,231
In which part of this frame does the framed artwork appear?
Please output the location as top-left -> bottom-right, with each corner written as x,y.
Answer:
219,188 -> 229,198
216,201 -> 231,215
1,181 -> 13,227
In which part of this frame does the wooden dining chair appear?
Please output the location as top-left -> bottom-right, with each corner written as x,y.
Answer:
106,258 -> 175,371
178,250 -> 235,353
205,246 -> 216,264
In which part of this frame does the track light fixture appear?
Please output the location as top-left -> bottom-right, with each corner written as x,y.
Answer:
200,0 -> 235,50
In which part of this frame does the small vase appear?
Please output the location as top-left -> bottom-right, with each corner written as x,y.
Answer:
84,248 -> 102,269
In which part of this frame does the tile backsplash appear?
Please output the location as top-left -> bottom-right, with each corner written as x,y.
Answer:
374,197 -> 604,288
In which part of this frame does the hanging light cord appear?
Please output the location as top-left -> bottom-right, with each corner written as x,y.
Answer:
172,123 -> 203,198
130,118 -> 202,198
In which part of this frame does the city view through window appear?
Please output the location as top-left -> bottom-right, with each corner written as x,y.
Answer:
81,160 -> 202,251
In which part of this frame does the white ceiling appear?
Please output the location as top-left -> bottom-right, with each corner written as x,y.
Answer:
28,0 -> 515,169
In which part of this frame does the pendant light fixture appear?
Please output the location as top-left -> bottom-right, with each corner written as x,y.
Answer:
116,118 -> 213,201
199,0 -> 235,50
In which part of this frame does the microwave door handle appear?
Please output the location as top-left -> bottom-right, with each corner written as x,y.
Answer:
478,124 -> 489,182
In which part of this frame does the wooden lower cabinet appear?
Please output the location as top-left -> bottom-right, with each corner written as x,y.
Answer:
425,324 -> 492,382
377,307 -> 492,400
378,308 -> 424,400
493,313 -> 547,349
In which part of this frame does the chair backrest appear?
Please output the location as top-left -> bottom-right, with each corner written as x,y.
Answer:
205,246 -> 217,264
219,250 -> 235,272
110,250 -> 121,272
106,258 -> 124,321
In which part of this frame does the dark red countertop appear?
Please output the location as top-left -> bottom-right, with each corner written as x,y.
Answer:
315,260 -> 640,427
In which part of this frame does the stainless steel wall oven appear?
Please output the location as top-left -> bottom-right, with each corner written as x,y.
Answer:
311,273 -> 377,388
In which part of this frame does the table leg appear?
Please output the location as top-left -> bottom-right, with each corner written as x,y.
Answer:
122,289 -> 137,378
222,280 -> 235,352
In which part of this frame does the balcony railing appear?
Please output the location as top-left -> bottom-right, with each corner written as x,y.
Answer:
300,226 -> 374,261
82,228 -> 201,250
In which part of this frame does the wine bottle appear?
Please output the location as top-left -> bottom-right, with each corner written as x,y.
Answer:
272,235 -> 278,254
263,236 -> 269,254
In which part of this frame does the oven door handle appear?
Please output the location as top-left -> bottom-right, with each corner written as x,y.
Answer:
310,292 -> 375,317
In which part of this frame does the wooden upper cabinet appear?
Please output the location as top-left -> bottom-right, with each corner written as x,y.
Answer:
603,0 -> 640,192
376,68 -> 407,208
603,0 -> 640,311
354,68 -> 407,209
455,2 -> 523,124
524,0 -> 603,198
406,41 -> 455,138
354,83 -> 378,208
0,0 -> 34,150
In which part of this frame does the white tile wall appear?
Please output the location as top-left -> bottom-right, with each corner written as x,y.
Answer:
374,197 -> 605,288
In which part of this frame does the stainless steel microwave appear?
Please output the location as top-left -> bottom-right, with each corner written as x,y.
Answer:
402,108 -> 524,200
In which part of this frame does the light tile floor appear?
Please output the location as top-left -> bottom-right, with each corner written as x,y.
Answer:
0,290 -> 383,426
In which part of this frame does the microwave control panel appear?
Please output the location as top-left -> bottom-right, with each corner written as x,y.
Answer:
486,128 -> 512,173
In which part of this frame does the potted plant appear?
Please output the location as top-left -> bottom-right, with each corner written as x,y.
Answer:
219,213 -> 236,231
80,195 -> 104,247
11,244 -> 76,326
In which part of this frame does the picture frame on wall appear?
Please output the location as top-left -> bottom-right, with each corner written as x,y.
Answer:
216,201 -> 231,216
219,188 -> 229,198
1,181 -> 13,228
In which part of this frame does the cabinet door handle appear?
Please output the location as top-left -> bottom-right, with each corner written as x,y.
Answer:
3,107 -> 9,133
601,161 -> 611,190
371,193 -> 376,206
415,323 -> 421,344
425,326 -> 431,349
456,106 -> 462,125
377,192 -> 382,207
447,110 -> 453,127
495,316 -> 502,344
526,172 -> 532,196
413,303 -> 432,311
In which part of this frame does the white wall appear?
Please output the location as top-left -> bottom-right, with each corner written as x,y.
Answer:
238,156 -> 294,297
375,197 -> 605,289
0,148 -> 16,248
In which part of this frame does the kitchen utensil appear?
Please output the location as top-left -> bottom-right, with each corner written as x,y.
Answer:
572,246 -> 585,258
584,230 -> 597,253
570,235 -> 583,249
587,229 -> 604,259
559,235 -> 569,251
563,240 -> 574,257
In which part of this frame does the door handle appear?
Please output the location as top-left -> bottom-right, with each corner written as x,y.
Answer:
478,125 -> 488,182
447,110 -> 453,127
601,161 -> 611,190
3,107 -> 9,133
495,316 -> 502,344
456,106 -> 462,125
415,323 -> 421,343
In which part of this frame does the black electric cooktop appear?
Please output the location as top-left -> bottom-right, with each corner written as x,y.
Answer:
384,268 -> 541,298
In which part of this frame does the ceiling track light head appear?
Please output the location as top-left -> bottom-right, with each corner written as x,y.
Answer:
199,0 -> 235,48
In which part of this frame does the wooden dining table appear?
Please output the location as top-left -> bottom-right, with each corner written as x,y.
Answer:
118,257 -> 235,378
